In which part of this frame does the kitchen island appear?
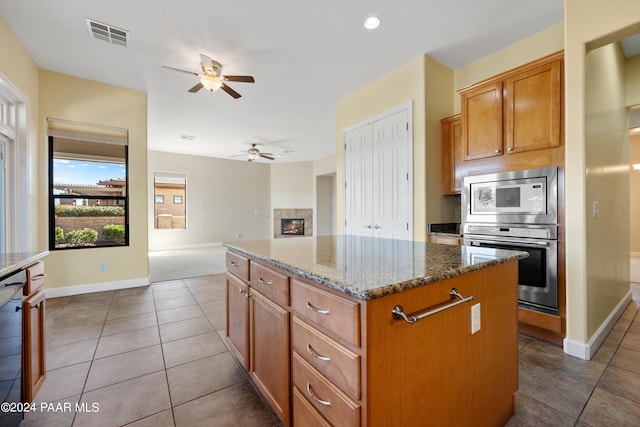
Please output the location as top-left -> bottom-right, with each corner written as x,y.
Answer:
224,236 -> 526,427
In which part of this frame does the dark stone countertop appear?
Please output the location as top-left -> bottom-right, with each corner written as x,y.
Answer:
223,235 -> 526,301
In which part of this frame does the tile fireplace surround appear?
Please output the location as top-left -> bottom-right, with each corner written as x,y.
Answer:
273,208 -> 312,238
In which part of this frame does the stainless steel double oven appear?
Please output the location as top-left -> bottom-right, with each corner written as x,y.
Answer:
462,167 -> 559,314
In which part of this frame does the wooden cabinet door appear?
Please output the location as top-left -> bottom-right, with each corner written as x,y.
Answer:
23,289 -> 46,402
461,81 -> 503,160
505,59 -> 561,154
441,114 -> 462,194
226,273 -> 250,371
250,289 -> 290,426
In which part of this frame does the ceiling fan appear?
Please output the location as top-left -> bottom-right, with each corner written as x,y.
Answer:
162,54 -> 255,99
231,144 -> 275,162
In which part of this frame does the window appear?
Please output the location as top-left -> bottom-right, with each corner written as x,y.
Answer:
48,119 -> 128,250
154,172 -> 186,229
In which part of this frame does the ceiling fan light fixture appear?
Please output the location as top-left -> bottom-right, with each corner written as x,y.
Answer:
200,76 -> 223,92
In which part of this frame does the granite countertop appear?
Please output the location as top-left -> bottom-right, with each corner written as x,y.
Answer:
0,251 -> 49,281
223,235 -> 526,301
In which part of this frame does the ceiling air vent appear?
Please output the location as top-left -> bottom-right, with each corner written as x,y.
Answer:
85,18 -> 128,47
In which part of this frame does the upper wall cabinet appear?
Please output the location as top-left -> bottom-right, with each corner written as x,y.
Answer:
458,51 -> 563,161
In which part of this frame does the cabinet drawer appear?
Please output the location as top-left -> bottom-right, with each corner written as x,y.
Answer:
250,262 -> 289,307
24,261 -> 46,296
292,352 -> 360,427
292,315 -> 361,400
291,279 -> 360,347
226,251 -> 249,282
293,386 -> 332,427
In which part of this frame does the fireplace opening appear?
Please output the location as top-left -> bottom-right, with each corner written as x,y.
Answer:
281,218 -> 305,236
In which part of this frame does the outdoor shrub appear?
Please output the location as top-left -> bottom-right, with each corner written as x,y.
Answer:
103,224 -> 125,243
55,205 -> 124,217
65,228 -> 98,246
55,227 -> 64,242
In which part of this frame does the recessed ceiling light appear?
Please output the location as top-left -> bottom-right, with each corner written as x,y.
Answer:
364,16 -> 381,30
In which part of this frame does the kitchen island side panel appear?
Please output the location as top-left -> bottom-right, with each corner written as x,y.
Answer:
364,261 -> 518,427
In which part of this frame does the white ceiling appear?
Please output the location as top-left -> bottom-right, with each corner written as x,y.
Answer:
0,0 -> 567,162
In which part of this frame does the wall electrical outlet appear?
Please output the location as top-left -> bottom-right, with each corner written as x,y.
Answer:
471,303 -> 481,334
99,263 -> 107,272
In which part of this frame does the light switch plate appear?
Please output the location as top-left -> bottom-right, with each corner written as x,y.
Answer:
471,303 -> 481,334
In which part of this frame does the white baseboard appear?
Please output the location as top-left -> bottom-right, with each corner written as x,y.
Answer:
149,242 -> 223,252
44,277 -> 150,298
563,290 -> 632,360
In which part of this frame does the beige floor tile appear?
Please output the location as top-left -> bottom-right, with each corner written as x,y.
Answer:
156,304 -> 204,325
579,387 -> 640,426
609,346 -> 640,374
621,331 -> 640,352
35,362 -> 90,403
167,352 -> 245,405
597,365 -> 640,403
46,338 -> 98,370
517,359 -> 593,418
519,339 -> 607,386
101,311 -> 158,336
21,394 -> 79,427
154,294 -> 197,311
152,280 -> 187,291
159,315 -> 215,343
84,345 -> 165,392
152,287 -> 192,301
162,331 -> 227,368
94,326 -> 160,359
46,319 -> 104,347
106,300 -> 157,320
173,381 -> 277,427
73,371 -> 171,427
505,392 -> 576,426
190,288 -> 226,304
123,409 -> 175,427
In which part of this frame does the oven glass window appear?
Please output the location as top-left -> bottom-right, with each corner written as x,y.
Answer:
496,187 -> 520,208
480,243 -> 546,288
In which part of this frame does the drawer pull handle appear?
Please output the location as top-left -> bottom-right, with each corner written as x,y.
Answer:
229,261 -> 239,267
306,382 -> 331,406
32,273 -> 46,279
392,288 -> 474,324
239,289 -> 250,298
258,277 -> 273,286
306,344 -> 331,362
306,301 -> 330,315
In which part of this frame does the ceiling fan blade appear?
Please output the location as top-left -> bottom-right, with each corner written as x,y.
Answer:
199,54 -> 214,66
220,83 -> 241,99
260,153 -> 275,160
188,82 -> 203,93
223,75 -> 255,83
260,152 -> 274,156
162,66 -> 200,77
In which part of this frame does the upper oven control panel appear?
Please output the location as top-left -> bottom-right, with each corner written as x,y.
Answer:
464,224 -> 557,240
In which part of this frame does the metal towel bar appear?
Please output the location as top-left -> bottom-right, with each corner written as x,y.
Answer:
391,288 -> 474,324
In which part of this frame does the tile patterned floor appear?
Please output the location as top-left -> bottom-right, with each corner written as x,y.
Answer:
21,274 -> 640,426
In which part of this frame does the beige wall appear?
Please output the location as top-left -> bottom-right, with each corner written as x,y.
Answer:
628,56 -> 640,106
336,55 -> 455,241
0,16 -> 41,250
631,133 -> 640,253
148,151 -> 271,248
565,0 -> 640,347
584,42 -> 630,336
39,70 -> 148,289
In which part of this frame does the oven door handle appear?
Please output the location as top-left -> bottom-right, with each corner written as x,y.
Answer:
466,238 -> 551,248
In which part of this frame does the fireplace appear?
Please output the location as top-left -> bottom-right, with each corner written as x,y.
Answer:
281,218 -> 305,236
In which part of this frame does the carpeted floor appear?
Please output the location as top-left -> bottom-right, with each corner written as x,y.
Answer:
148,246 -> 227,282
